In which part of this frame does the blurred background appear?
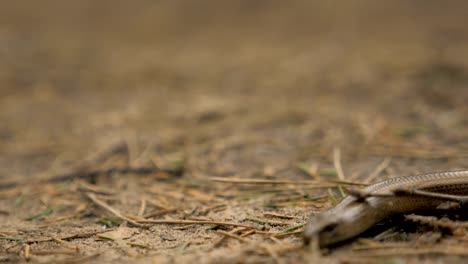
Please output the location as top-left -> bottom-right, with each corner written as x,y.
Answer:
1,0 -> 467,180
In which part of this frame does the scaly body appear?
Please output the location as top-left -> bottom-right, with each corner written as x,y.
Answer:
303,170 -> 468,247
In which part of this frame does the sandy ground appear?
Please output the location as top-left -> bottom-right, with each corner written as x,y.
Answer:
1,1 -> 468,263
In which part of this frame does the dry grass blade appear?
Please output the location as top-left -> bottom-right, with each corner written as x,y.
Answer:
216,230 -> 247,242
24,244 -> 30,261
210,177 -> 366,187
25,229 -> 117,244
137,198 -> 146,217
240,230 -> 256,237
53,237 -> 79,250
363,157 -> 392,184
245,217 -> 293,226
85,192 -> 146,228
262,212 -> 297,219
333,147 -> 345,180
213,227 -> 247,247
272,230 -> 303,238
143,208 -> 178,218
76,180 -> 116,195
136,219 -> 255,228
31,249 -> 78,256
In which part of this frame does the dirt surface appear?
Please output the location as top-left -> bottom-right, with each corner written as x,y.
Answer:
1,1 -> 468,263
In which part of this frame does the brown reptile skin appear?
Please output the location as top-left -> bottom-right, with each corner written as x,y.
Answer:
303,170 -> 468,247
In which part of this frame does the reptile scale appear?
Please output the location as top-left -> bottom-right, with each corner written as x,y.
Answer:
303,170 -> 468,247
